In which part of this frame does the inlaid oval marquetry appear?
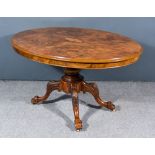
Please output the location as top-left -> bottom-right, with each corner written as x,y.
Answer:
12,27 -> 143,69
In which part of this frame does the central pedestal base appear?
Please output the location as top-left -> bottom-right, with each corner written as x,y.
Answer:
31,68 -> 115,131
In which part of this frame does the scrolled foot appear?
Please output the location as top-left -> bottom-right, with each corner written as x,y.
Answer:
31,96 -> 43,104
75,119 -> 83,131
104,101 -> 115,111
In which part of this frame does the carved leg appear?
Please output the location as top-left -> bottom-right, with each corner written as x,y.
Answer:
72,90 -> 82,131
31,80 -> 60,104
81,81 -> 115,111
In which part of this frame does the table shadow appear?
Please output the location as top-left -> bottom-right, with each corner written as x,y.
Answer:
42,95 -> 75,131
42,94 -> 120,131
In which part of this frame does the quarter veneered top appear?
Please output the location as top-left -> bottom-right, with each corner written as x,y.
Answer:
12,27 -> 143,69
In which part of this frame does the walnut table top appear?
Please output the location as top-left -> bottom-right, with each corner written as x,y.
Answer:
12,27 -> 143,69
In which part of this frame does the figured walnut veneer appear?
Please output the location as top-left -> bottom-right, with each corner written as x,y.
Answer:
12,27 -> 142,69
12,27 -> 143,131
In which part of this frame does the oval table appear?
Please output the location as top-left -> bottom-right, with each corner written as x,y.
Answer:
12,27 -> 143,131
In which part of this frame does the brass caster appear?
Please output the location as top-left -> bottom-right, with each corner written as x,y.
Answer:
76,129 -> 81,132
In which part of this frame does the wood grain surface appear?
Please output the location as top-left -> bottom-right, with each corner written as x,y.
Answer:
12,27 -> 143,69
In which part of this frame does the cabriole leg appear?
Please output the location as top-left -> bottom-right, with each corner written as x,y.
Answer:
31,80 -> 60,104
81,81 -> 115,111
72,90 -> 82,131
